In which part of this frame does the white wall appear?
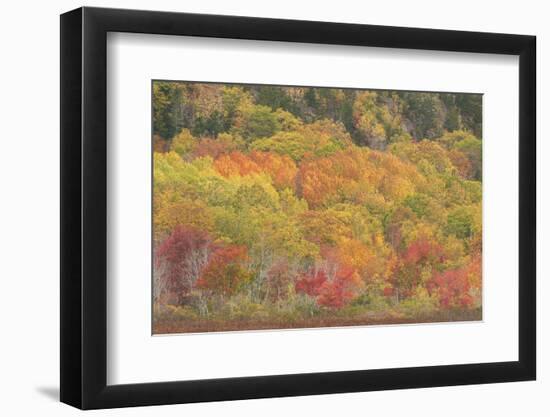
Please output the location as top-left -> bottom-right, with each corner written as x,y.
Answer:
0,0 -> 545,415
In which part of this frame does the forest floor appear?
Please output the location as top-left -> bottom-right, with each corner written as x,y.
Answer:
153,308 -> 482,334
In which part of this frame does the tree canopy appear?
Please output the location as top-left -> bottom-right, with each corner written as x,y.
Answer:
152,82 -> 482,333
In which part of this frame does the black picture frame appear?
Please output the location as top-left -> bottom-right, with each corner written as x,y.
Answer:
60,6 -> 536,410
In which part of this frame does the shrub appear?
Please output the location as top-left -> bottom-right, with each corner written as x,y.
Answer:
399,287 -> 439,315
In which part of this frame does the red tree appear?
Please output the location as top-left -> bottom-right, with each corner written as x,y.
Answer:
196,245 -> 251,297
402,238 -> 445,265
428,252 -> 481,308
317,266 -> 361,309
155,225 -> 213,303
428,268 -> 473,308
295,269 -> 328,297
391,238 -> 445,300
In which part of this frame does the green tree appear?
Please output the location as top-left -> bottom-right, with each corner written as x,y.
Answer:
238,105 -> 281,141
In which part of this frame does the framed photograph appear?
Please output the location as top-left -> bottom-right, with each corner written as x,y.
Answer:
60,6 -> 536,409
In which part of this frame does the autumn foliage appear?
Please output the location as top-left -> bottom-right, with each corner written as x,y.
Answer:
429,268 -> 472,308
295,270 -> 327,297
214,150 -> 298,190
153,81 -> 482,333
196,245 -> 251,297
317,266 -> 363,308
155,225 -> 212,302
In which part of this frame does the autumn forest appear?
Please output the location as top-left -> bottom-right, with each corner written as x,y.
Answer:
152,81 -> 482,334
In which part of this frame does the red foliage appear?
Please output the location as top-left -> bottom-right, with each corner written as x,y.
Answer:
391,238 -> 446,299
403,238 -> 445,265
428,253 -> 481,308
428,268 -> 473,308
196,245 -> 250,296
317,266 -> 361,309
155,225 -> 213,300
295,270 -> 328,297
383,286 -> 394,297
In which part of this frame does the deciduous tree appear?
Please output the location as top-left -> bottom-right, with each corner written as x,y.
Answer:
196,245 -> 252,297
155,225 -> 213,303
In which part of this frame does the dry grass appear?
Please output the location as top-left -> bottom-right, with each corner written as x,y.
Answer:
153,308 -> 482,334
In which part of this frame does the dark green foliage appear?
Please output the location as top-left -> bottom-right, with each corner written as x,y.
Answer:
191,110 -> 225,137
253,86 -> 296,113
152,81 -> 482,152
304,88 -> 319,109
400,92 -> 446,140
152,82 -> 186,139
456,94 -> 483,138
